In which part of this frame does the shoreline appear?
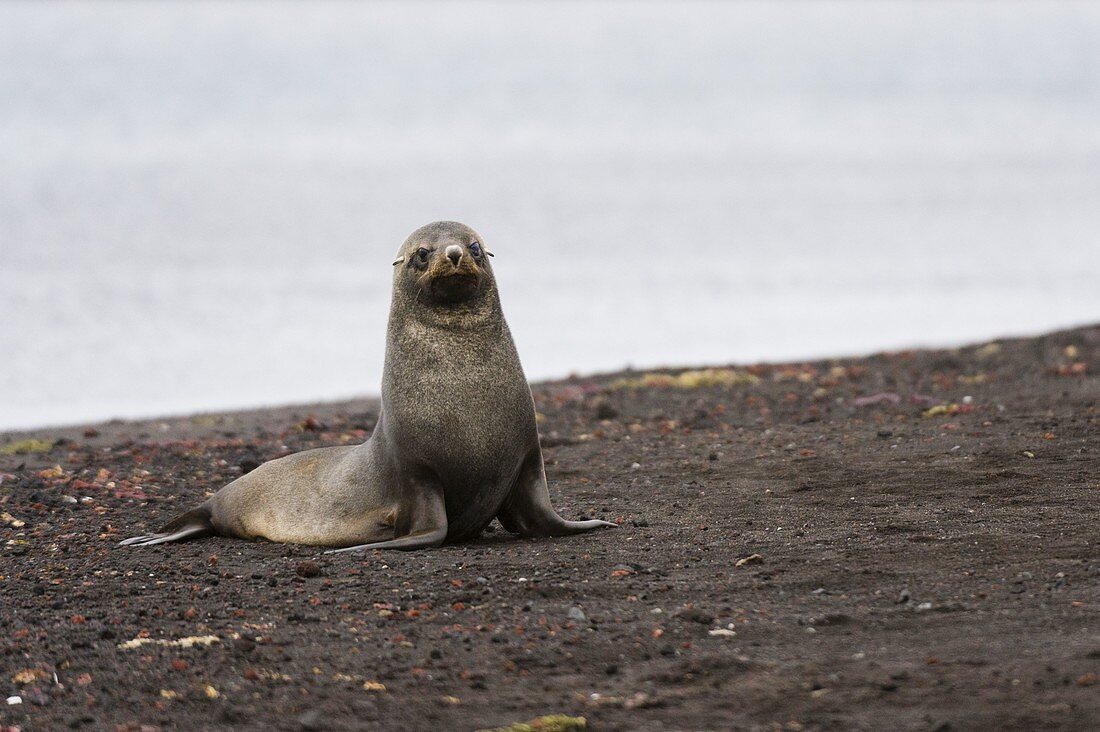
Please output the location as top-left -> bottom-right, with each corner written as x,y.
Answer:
3,322 -> 1094,445
1,323 -> 1098,730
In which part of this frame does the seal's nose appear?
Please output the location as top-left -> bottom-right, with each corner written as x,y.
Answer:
445,244 -> 462,267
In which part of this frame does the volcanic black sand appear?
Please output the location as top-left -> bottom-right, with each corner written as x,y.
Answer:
1,325 -> 1098,731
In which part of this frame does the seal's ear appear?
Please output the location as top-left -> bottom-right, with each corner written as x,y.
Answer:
392,256 -> 405,266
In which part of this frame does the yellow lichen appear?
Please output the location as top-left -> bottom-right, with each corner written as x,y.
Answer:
612,369 -> 759,391
1,512 -> 26,528
117,635 -> 220,650
975,343 -> 1002,359
477,715 -> 587,732
0,439 -> 54,455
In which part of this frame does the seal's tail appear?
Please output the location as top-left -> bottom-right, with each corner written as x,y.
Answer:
119,501 -> 216,546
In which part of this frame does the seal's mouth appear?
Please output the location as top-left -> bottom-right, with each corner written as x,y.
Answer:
423,267 -> 482,304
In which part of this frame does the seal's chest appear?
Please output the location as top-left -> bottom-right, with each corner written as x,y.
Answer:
425,428 -> 524,486
441,466 -> 517,540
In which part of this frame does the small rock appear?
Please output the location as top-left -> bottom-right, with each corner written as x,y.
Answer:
708,628 -> 736,638
897,589 -> 911,604
298,709 -> 324,730
674,607 -> 714,624
735,554 -> 763,567
220,705 -> 249,724
595,402 -> 619,420
296,561 -> 322,578
566,606 -> 588,623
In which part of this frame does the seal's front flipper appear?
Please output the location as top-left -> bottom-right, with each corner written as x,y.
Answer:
325,486 -> 447,554
496,451 -> 617,538
119,503 -> 216,546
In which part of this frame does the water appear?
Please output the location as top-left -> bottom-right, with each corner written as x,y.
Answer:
2,1 -> 1099,430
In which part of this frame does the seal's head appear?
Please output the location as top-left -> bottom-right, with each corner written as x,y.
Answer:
392,221 -> 495,307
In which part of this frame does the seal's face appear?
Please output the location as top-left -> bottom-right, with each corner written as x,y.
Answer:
393,222 -> 495,307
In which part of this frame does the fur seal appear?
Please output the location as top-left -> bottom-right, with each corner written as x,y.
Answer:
121,221 -> 615,551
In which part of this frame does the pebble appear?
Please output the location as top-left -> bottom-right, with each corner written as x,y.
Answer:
296,561 -> 322,578
595,402 -> 619,420
735,554 -> 764,567
567,606 -> 588,623
298,709 -> 324,730
674,607 -> 714,624
6,695 -> 21,705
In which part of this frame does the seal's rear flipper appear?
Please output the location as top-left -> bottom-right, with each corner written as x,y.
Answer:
119,503 -> 216,547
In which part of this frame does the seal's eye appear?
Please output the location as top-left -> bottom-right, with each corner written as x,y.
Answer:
469,242 -> 482,258
416,248 -> 430,263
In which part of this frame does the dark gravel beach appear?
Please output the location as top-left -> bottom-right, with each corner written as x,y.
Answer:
2,325 -> 1098,731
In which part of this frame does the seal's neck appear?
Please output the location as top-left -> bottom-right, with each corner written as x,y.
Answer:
390,285 -> 504,333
